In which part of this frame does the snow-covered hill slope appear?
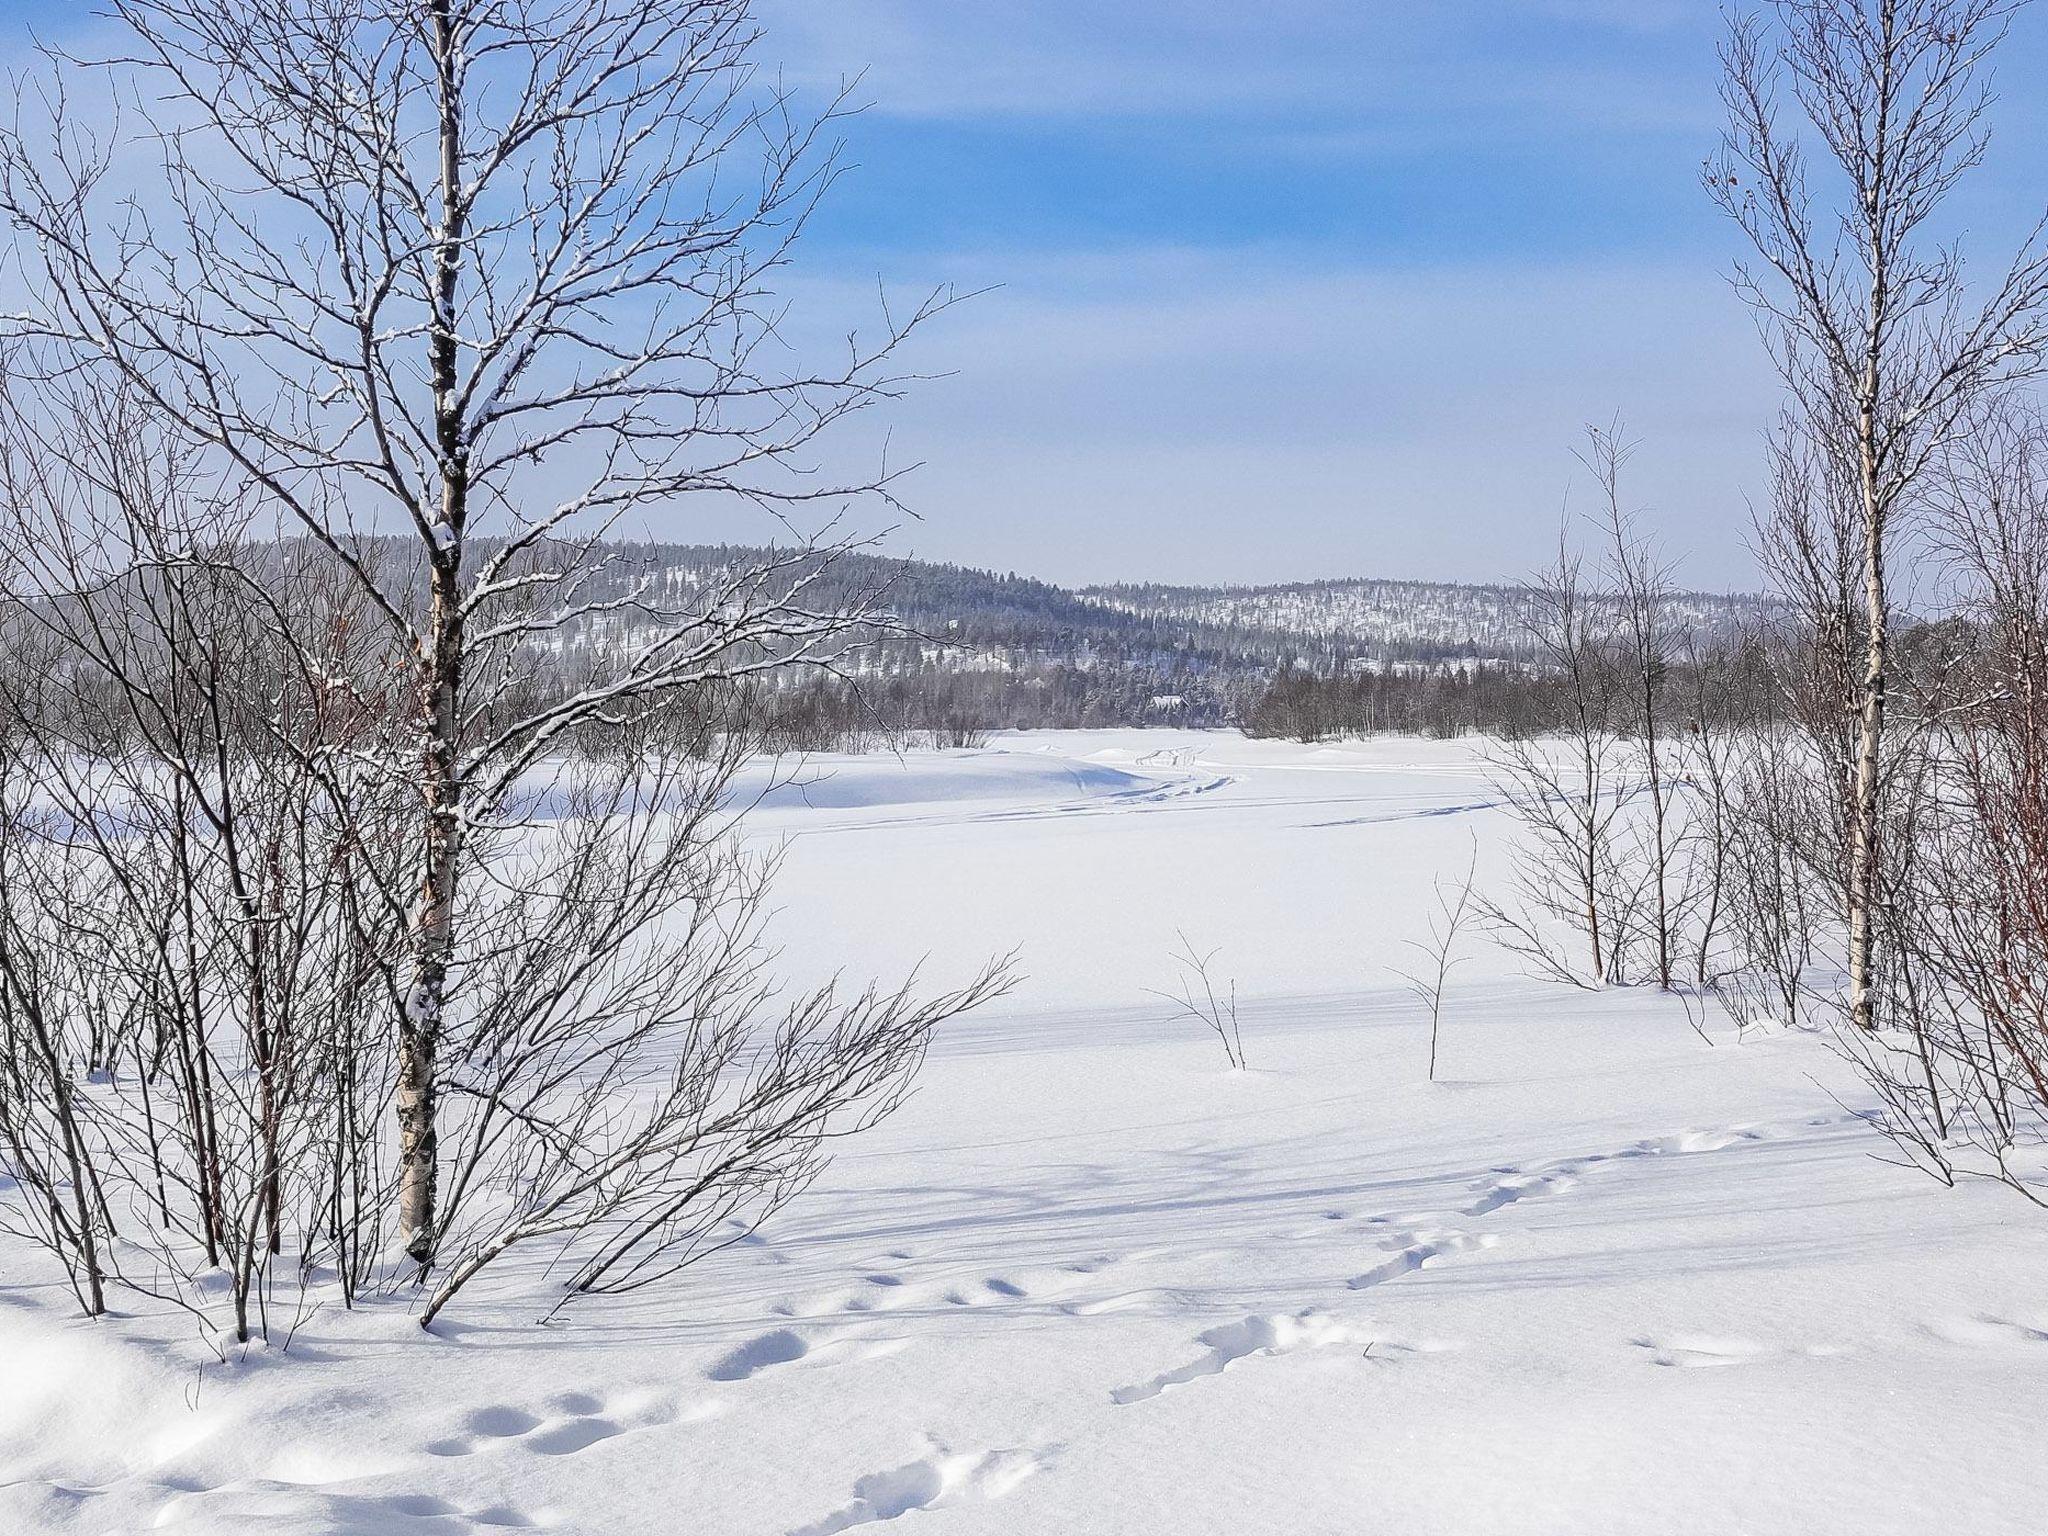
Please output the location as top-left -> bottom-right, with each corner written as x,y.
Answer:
463,539 -> 1779,671
1081,577 -> 1774,662
1,732 -> 2042,1536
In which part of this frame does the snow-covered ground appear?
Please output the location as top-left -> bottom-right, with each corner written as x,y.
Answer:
4,731 -> 2045,1535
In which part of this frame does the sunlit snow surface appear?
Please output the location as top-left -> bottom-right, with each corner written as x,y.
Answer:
3,731 -> 2044,1535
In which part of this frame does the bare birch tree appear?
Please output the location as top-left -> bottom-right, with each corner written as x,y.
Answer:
0,0 -> 954,1272
1482,523 -> 1640,988
1584,423 -> 1683,989
1709,0 -> 2048,1029
0,376 -> 413,1341
0,348 -> 1013,1337
1881,400 -> 2048,1199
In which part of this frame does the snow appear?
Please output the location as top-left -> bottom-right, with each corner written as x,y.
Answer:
1081,580 -> 1773,660
740,751 -> 1169,817
4,730 -> 2047,1535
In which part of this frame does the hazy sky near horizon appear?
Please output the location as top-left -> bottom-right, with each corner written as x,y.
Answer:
9,1 -> 2048,591
758,0 -> 2048,591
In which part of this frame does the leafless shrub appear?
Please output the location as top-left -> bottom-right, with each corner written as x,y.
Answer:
1149,933 -> 1248,1071
418,745 -> 1014,1324
1479,524 -> 1639,988
1589,425 -> 1687,989
1719,728 -> 1828,1032
0,385 -> 413,1342
1846,400 -> 2048,1204
1398,843 -> 1479,1082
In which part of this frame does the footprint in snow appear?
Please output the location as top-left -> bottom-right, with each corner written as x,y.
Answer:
707,1328 -> 812,1381
461,1405 -> 540,1439
1630,1335 -> 1775,1369
1925,1313 -> 2048,1348
775,1255 -> 1119,1321
1062,1288 -> 1172,1318
151,1484 -> 537,1534
1463,1170 -> 1577,1217
787,1445 -> 1051,1536
1634,1127 -> 1769,1156
1111,1311 -> 1378,1405
1446,1117 -> 1825,1229
474,1506 -> 538,1529
424,1389 -> 705,1459
773,1272 -> 920,1319
525,1417 -> 625,1456
706,1326 -> 908,1383
1347,1231 -> 1495,1290
937,1264 -> 1113,1308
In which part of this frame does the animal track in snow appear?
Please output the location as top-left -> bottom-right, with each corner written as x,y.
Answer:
1063,1289 -> 1172,1317
525,1417 -> 625,1456
1448,1116 -> 1850,1229
1635,1127 -> 1767,1156
1347,1231 -> 1495,1290
706,1326 -> 909,1383
423,1390 -> 702,1459
1925,1313 -> 2048,1348
775,1279 -> 904,1318
773,1257 -> 1122,1322
955,1262 -> 1109,1305
707,1328 -> 813,1381
1631,1334 -> 1775,1369
1111,1311 -> 1374,1405
465,1406 -> 540,1439
384,1493 -> 465,1518
473,1506 -> 538,1529
1630,1333 -> 1846,1368
787,1446 -> 1050,1535
1463,1170 -> 1577,1216
1328,1120 -> 1842,1302
149,1482 -> 541,1533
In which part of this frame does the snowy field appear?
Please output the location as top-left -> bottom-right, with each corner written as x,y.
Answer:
4,729 -> 2046,1536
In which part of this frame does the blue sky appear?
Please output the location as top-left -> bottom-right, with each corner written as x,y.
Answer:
10,1 -> 2048,589
752,0 -> 2048,589
774,1 -> 1724,262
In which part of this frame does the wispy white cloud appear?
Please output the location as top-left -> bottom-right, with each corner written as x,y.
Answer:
755,0 -> 1715,135
757,248 -> 1775,589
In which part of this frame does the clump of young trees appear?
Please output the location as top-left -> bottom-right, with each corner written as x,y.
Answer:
1241,661 -> 1563,742
1471,425 -> 1750,993
1707,0 -> 2048,1198
0,0 -> 1010,1343
1473,0 -> 2048,1206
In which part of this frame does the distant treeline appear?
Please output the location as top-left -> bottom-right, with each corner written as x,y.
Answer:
1,534 -> 1798,752
1242,663 -> 1587,741
1235,620 -> 1979,745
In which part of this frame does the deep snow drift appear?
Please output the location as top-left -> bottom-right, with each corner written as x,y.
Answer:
3,731 -> 2044,1535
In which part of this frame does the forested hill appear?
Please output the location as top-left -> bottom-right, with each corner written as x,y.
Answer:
597,543 -> 1770,672
549,543 -> 1776,735
1082,577 -> 1774,666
